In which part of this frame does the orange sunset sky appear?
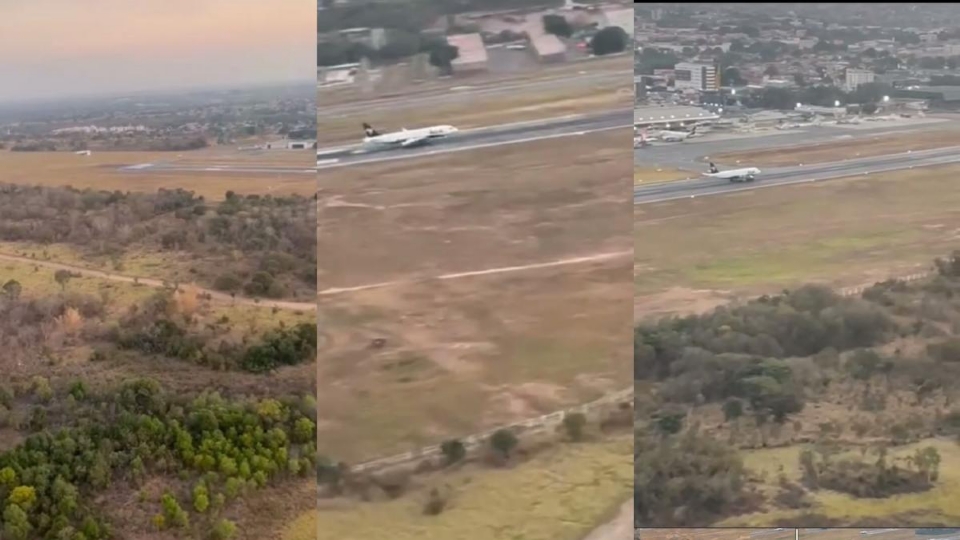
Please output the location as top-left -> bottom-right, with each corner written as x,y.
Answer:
0,0 -> 316,101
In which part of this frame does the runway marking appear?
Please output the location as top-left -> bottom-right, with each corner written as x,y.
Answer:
319,250 -> 631,296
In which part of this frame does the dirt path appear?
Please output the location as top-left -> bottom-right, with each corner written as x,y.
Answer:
0,252 -> 316,312
582,498 -> 634,540
319,250 -> 632,296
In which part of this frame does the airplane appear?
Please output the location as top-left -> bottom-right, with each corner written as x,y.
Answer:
657,125 -> 699,142
703,162 -> 761,183
361,122 -> 458,149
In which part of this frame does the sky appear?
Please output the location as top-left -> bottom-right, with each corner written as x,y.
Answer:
0,0 -> 316,103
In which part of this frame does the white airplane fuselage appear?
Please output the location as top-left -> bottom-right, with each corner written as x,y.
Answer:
362,125 -> 458,148
704,163 -> 761,182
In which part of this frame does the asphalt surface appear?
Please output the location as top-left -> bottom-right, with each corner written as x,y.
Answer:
634,145 -> 960,205
119,163 -> 316,174
635,119 -> 949,170
317,109 -> 631,170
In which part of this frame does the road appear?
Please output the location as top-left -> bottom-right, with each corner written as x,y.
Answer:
581,498 -> 633,540
317,110 -> 631,170
634,145 -> 960,205
0,252 -> 316,312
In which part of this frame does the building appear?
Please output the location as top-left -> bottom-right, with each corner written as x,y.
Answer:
635,75 -> 647,102
601,8 -> 633,35
446,33 -> 489,73
266,140 -> 316,150
634,105 -> 720,129
532,33 -> 567,63
674,62 -> 719,91
844,68 -> 875,91
893,86 -> 960,108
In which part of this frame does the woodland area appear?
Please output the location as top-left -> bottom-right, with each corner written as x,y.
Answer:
634,250 -> 960,526
0,185 -> 316,300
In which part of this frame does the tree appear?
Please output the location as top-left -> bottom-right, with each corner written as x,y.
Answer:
54,269 -> 73,291
722,398 -> 744,422
764,65 -> 779,77
590,26 -> 629,56
542,14 -> 572,38
1,279 -> 21,300
653,409 -> 684,437
489,429 -> 518,460
723,67 -> 746,86
3,504 -> 31,540
428,43 -> 459,75
562,412 -> 587,442
793,73 -> 806,86
440,439 -> 466,465
210,519 -> 237,540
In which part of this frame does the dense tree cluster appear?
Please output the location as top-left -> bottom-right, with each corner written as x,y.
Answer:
634,428 -> 747,526
636,285 -> 896,381
634,250 -> 960,525
110,291 -> 317,373
0,184 -> 316,299
0,379 -> 316,539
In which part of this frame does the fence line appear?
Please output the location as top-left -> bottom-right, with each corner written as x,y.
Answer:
349,387 -> 634,474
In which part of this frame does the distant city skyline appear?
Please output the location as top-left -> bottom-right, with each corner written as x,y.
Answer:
0,0 -> 315,102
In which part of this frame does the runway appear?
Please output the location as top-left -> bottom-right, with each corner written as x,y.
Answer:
635,119 -> 950,170
118,163 -> 317,174
634,145 -> 960,205
317,109 -> 630,170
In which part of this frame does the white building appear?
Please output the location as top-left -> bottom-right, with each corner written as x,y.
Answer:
674,62 -> 719,91
844,68 -> 875,91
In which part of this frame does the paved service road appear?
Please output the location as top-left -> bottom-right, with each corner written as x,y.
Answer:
318,110 -> 631,170
634,146 -> 960,205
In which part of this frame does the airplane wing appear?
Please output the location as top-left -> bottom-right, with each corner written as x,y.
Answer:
400,135 -> 429,147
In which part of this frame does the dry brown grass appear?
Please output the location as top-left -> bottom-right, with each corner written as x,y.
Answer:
319,54 -> 631,108
319,87 -> 630,145
317,131 -> 632,460
714,127 -> 960,167
634,166 -> 692,185
319,129 -> 632,288
635,164 -> 960,316
0,149 -> 315,200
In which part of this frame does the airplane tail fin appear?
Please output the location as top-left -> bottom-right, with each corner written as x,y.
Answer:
362,122 -> 380,137
708,162 -> 719,174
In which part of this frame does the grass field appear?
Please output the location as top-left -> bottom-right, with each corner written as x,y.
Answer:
314,435 -> 632,540
320,130 -> 631,288
0,149 -> 315,200
713,128 -> 960,168
319,54 -> 630,108
318,131 -> 632,460
634,164 -> 960,317
634,166 -> 692,185
721,439 -> 960,526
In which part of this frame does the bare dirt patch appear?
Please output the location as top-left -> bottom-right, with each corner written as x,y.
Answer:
714,127 -> 960,167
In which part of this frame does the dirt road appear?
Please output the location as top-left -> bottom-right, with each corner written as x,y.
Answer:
583,498 -> 633,540
0,252 -> 316,312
